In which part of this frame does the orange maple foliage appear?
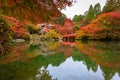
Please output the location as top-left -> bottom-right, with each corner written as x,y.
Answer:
80,20 -> 104,34
53,19 -> 73,35
0,0 -> 75,23
76,10 -> 120,39
5,16 -> 29,39
79,10 -> 120,38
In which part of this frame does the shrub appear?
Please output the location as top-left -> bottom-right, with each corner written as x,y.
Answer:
0,16 -> 13,55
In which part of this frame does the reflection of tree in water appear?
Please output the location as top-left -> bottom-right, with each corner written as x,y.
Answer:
94,41 -> 120,59
100,66 -> 120,80
0,52 -> 65,80
74,41 -> 120,80
72,48 -> 98,72
28,44 -> 41,52
0,42 -> 30,64
30,41 -> 60,55
72,49 -> 120,80
1,41 -> 120,80
89,41 -> 120,80
55,43 -> 74,57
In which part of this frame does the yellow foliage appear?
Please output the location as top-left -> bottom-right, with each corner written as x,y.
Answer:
75,30 -> 87,39
45,29 -> 61,39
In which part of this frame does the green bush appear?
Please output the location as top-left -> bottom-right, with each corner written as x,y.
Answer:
27,25 -> 40,34
0,16 -> 13,55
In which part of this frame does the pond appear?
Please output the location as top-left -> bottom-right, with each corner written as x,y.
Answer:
0,40 -> 120,80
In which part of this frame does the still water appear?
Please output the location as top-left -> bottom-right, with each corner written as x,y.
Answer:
0,41 -> 120,80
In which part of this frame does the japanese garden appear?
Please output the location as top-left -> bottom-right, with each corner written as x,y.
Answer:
0,0 -> 120,80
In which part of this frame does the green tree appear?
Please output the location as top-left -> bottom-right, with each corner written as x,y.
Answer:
94,3 -> 101,18
73,14 -> 84,22
53,13 -> 67,25
85,3 -> 101,23
102,0 -> 120,13
27,25 -> 40,34
0,16 -> 13,55
45,29 -> 61,39
86,5 -> 94,23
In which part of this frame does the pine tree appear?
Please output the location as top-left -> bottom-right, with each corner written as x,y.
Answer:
94,3 -> 101,18
86,5 -> 94,23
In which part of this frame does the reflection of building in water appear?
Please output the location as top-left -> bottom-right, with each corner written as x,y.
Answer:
30,40 -> 75,57
30,41 -> 58,56
40,42 -> 53,56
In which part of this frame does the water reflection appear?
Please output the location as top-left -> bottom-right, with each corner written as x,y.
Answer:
36,67 -> 57,80
47,57 -> 103,80
75,41 -> 120,80
0,41 -> 120,80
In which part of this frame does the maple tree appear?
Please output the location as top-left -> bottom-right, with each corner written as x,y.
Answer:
75,30 -> 87,39
53,19 -> 73,35
4,16 -> 30,39
0,0 -> 75,23
76,10 -> 120,40
44,29 -> 61,39
63,19 -> 73,33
